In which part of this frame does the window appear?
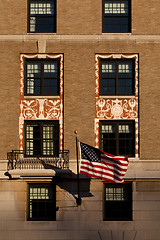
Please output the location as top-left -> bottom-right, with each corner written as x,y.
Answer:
100,120 -> 135,157
28,0 -> 56,33
102,0 -> 131,33
25,59 -> 60,96
103,183 -> 132,221
99,59 -> 134,95
25,120 -> 59,156
28,183 -> 56,221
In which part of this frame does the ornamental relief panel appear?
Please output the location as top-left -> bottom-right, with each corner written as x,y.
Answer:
96,98 -> 138,119
20,99 -> 61,120
19,54 -> 63,151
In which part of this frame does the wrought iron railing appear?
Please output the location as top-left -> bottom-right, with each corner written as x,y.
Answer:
7,150 -> 69,170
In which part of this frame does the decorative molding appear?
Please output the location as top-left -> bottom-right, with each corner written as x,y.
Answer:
2,34 -> 160,43
19,54 -> 63,151
96,98 -> 138,119
95,54 -> 139,157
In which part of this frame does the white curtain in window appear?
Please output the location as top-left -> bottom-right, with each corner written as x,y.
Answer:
104,1 -> 128,14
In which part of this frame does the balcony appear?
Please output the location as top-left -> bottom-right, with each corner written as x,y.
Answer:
7,150 -> 69,171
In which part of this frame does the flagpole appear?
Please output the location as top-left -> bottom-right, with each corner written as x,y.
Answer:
74,130 -> 82,206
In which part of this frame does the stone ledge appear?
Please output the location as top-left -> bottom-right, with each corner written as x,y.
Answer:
0,171 -> 9,180
1,34 -> 160,43
8,169 -> 71,179
0,160 -> 8,171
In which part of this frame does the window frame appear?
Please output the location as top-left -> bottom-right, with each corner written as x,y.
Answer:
24,120 -> 59,157
99,58 -> 135,96
28,0 -> 56,33
27,183 -> 56,221
103,182 -> 132,221
24,58 -> 60,96
102,0 -> 131,33
99,120 -> 135,157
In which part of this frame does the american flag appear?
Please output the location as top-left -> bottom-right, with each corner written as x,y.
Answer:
79,142 -> 129,183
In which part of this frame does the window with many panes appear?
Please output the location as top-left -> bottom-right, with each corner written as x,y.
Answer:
103,183 -> 132,221
25,120 -> 59,157
99,59 -> 134,95
102,0 -> 131,33
100,120 -> 135,157
28,183 -> 56,221
28,0 -> 56,33
25,59 -> 60,96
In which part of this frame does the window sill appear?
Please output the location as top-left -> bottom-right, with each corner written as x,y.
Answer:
99,95 -> 135,99
24,95 -> 60,99
102,33 -> 132,35
27,33 -> 57,35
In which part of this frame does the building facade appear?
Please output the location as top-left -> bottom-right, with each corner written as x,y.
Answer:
0,0 -> 160,239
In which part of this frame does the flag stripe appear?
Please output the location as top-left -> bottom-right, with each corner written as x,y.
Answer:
80,160 -> 127,176
80,170 -> 124,183
80,164 -> 125,181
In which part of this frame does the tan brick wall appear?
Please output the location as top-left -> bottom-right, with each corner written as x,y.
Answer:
0,42 -> 37,159
57,0 -> 102,34
0,0 -> 27,34
1,0 -> 160,35
0,40 -> 160,160
132,0 -> 160,35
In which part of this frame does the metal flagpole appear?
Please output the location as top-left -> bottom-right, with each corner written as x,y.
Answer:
74,130 -> 82,206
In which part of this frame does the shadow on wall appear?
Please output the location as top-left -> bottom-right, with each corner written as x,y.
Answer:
41,160 -> 94,201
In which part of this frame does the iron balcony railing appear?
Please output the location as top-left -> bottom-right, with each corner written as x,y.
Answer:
7,150 -> 69,170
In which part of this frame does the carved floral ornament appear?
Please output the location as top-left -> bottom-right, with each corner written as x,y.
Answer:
19,54 -> 64,150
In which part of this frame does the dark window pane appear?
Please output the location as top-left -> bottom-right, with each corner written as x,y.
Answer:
102,78 -> 116,94
36,16 -> 54,25
102,78 -> 115,86
119,86 -> 132,94
36,23 -> 55,33
44,86 -> 57,94
121,17 -> 128,24
112,24 -> 121,32
102,86 -> 115,94
105,17 -> 113,25
112,17 -> 121,24
121,24 -> 129,32
44,78 -> 57,86
102,71 -> 116,77
119,79 -> 132,86
34,79 -> 41,94
102,140 -> 116,155
104,24 -> 113,32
